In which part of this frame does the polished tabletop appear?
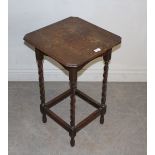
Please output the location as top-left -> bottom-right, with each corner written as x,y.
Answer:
24,17 -> 121,68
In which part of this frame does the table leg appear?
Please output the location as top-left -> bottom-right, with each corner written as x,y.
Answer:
35,49 -> 47,123
100,50 -> 112,124
69,68 -> 77,147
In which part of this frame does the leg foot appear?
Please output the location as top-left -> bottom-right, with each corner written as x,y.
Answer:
100,115 -> 104,124
69,131 -> 76,147
70,137 -> 75,147
42,113 -> 47,123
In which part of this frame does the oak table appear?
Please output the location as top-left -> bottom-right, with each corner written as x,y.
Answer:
24,17 -> 121,147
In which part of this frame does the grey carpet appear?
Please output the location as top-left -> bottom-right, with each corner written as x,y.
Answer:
8,82 -> 147,155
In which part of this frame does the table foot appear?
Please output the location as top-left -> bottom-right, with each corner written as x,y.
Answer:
69,131 -> 76,147
100,115 -> 104,124
70,138 -> 75,147
42,114 -> 47,123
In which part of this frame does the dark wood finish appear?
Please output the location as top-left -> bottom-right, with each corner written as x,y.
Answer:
69,68 -> 77,147
45,108 -> 71,132
100,50 -> 112,124
46,89 -> 71,108
24,17 -> 121,147
35,49 -> 47,123
76,89 -> 101,109
24,17 -> 121,69
75,109 -> 101,132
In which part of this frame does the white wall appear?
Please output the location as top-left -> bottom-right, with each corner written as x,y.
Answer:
8,0 -> 147,81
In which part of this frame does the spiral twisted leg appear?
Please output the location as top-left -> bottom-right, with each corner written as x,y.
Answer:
100,50 -> 112,124
69,68 -> 77,146
35,49 -> 47,123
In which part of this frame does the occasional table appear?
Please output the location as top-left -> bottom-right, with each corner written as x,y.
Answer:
24,17 -> 121,146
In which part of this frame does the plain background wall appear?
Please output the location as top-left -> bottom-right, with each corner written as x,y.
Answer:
8,0 -> 146,81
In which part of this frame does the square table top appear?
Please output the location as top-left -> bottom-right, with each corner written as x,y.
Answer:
24,17 -> 121,68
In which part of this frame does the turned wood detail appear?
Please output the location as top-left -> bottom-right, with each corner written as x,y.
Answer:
69,68 -> 77,146
100,50 -> 112,124
35,49 -> 47,123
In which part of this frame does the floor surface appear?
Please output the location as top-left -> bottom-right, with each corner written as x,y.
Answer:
8,82 -> 147,155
